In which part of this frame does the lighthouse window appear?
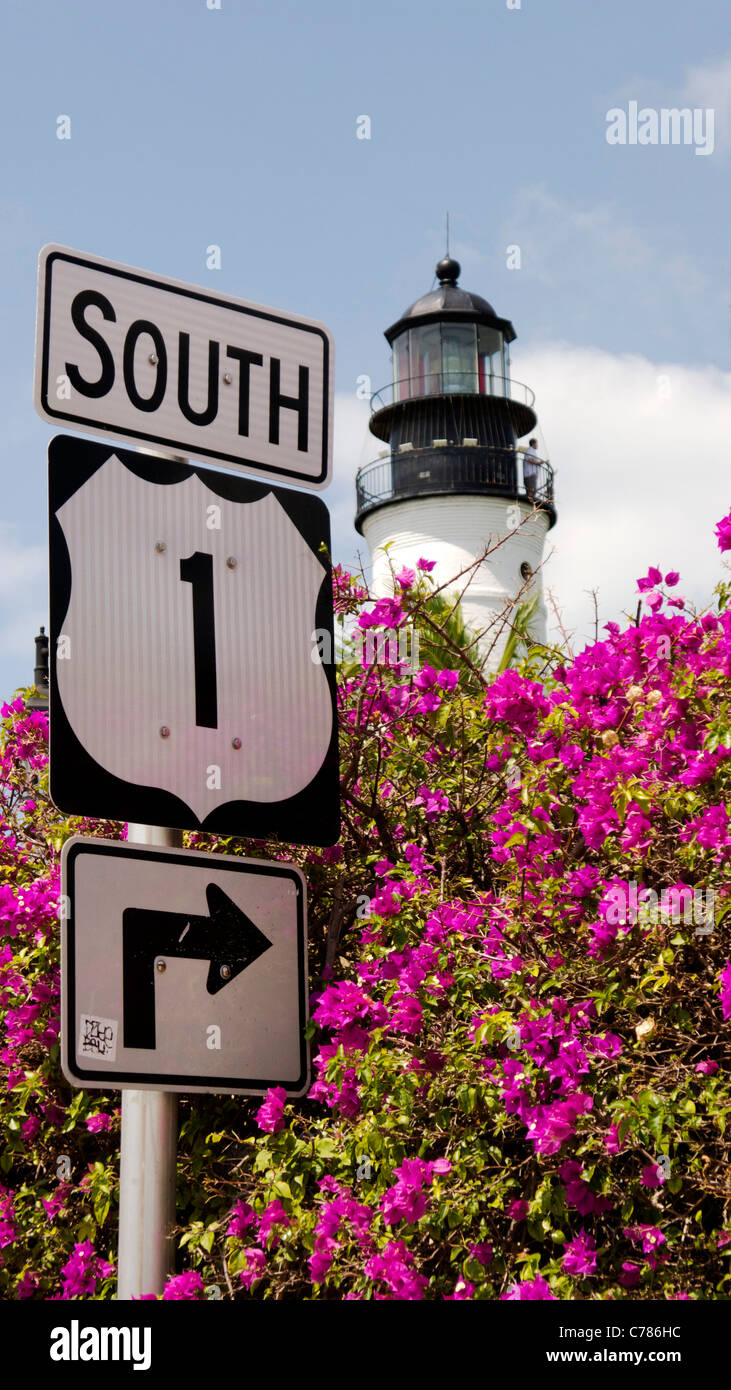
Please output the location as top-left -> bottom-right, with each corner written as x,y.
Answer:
441,324 -> 477,393
409,324 -> 441,396
393,333 -> 410,402
478,325 -> 505,394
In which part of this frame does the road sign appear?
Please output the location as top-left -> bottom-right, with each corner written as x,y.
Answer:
49,434 -> 339,844
34,244 -> 333,489
61,836 -> 310,1095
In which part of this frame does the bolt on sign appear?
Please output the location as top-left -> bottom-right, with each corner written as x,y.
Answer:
61,837 -> 310,1096
34,244 -> 333,489
48,434 -> 339,844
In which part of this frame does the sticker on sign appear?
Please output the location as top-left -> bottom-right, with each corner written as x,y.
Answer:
34,244 -> 333,489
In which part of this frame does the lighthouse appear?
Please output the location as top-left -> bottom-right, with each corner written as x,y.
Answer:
354,257 -> 556,670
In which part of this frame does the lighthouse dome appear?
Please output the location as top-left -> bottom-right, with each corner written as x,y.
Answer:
385,258 -> 516,345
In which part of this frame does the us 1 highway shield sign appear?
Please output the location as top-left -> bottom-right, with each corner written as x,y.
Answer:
61,837 -> 310,1096
48,434 -> 339,844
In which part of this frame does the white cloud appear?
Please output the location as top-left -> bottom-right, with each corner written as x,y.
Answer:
684,53 -> 731,153
501,182 -> 710,311
510,344 -> 731,650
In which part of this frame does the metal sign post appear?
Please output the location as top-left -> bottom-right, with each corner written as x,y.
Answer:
117,824 -> 180,1301
117,446 -> 191,1299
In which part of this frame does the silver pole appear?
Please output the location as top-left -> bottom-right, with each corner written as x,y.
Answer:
117,449 -> 187,1299
116,828 -> 182,1301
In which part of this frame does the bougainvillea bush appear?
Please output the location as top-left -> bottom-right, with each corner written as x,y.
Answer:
2,518 -> 731,1301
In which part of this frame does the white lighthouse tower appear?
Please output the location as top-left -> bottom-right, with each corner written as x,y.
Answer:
354,257 -> 556,670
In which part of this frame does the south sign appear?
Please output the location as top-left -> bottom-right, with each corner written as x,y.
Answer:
34,245 -> 333,489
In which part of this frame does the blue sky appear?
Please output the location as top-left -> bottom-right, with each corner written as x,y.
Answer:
1,0 -> 730,694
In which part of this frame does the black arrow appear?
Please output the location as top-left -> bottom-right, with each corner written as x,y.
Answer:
122,883 -> 273,1050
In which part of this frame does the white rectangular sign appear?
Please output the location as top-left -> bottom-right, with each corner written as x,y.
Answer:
34,244 -> 333,489
61,837 -> 310,1096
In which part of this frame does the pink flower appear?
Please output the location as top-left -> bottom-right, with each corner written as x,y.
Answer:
85,1113 -> 112,1133
665,571 -> 680,586
605,1123 -> 627,1155
695,1058 -> 719,1075
395,567 -> 415,590
59,1241 -> 114,1298
358,596 -> 405,630
416,664 -> 439,692
255,1085 -> 287,1134
0,1188 -> 17,1248
715,512 -> 731,552
227,1201 -> 256,1238
680,804 -> 731,858
162,1270 -> 204,1300
313,981 -> 372,1030
484,669 -> 550,736
506,1199 -> 529,1221
641,1163 -> 666,1188
559,1160 -> 613,1216
389,992 -> 423,1036
525,1093 -> 593,1156
562,1229 -> 597,1278
637,566 -> 663,592
416,557 -> 436,572
719,961 -> 731,1021
502,1274 -> 556,1300
381,1183 -> 428,1225
239,1247 -> 267,1290
257,1199 -> 290,1246
380,1157 -> 450,1226
445,1278 -> 474,1300
624,1224 -> 667,1263
42,1183 -> 71,1220
413,786 -> 450,820
365,1239 -> 429,1300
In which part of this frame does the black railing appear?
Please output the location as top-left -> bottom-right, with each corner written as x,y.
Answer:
371,373 -> 536,411
355,446 -> 555,529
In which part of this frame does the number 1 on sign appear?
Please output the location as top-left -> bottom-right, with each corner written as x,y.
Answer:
180,552 -> 218,728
